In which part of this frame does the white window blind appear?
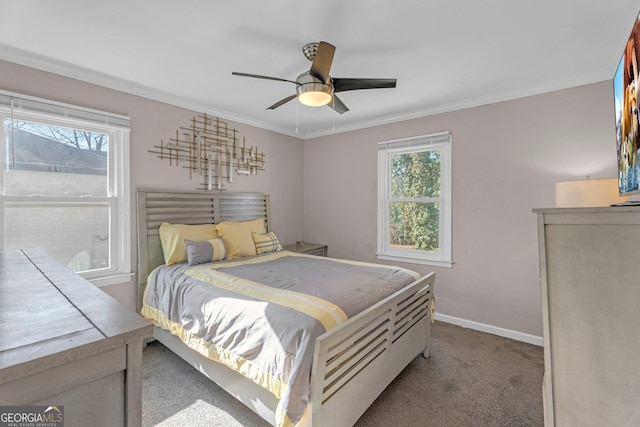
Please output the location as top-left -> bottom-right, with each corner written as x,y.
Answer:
0,91 -> 130,129
377,131 -> 451,151
0,90 -> 132,286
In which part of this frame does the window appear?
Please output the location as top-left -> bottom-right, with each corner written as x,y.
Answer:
377,132 -> 452,267
0,91 -> 131,286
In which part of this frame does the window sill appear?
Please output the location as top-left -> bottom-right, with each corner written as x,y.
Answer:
376,253 -> 453,268
86,272 -> 135,288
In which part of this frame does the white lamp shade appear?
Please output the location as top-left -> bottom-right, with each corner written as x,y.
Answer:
555,178 -> 628,208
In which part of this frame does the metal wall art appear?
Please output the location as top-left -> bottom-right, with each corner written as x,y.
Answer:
149,113 -> 265,190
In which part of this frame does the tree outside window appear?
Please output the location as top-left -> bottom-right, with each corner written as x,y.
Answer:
378,132 -> 452,267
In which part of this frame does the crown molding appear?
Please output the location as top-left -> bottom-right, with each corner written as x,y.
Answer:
302,72 -> 613,139
0,44 -> 303,139
0,43 -> 612,141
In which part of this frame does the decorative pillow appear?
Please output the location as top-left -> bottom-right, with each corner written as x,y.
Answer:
159,222 -> 218,265
252,232 -> 283,254
184,238 -> 226,265
216,218 -> 266,259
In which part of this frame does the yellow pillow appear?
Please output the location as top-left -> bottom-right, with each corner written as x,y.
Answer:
252,232 -> 283,254
159,222 -> 219,265
216,218 -> 266,259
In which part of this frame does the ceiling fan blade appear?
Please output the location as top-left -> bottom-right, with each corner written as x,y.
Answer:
327,95 -> 349,114
333,78 -> 397,92
232,72 -> 298,85
309,41 -> 335,84
267,94 -> 297,110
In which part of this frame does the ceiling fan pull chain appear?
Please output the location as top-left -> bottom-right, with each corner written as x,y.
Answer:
332,97 -> 335,133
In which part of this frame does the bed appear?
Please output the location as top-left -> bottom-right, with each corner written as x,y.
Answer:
136,190 -> 435,427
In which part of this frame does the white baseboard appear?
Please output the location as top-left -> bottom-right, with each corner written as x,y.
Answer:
434,313 -> 543,347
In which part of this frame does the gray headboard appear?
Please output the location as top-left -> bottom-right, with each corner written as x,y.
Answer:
136,189 -> 271,310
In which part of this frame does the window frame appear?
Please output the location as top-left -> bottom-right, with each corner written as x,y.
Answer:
0,91 -> 131,287
377,132 -> 453,268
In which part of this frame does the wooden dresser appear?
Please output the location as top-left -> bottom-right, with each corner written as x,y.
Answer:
0,248 -> 152,427
534,207 -> 640,426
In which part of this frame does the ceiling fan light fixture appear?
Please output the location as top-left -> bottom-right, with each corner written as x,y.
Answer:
232,41 -> 396,114
297,82 -> 333,107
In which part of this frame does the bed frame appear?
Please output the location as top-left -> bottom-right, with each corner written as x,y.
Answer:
136,189 -> 435,427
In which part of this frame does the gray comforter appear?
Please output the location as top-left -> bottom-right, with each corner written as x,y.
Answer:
142,251 -> 419,427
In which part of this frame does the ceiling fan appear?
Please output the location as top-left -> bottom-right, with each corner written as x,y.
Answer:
232,41 -> 397,114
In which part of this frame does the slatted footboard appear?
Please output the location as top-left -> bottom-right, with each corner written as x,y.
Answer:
137,190 -> 436,427
309,272 -> 435,427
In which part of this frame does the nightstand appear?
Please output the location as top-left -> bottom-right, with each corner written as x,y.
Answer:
283,242 -> 327,257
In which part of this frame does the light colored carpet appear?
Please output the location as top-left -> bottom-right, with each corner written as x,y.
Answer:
142,321 -> 544,426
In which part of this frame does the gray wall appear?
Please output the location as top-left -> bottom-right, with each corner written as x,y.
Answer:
302,81 -> 617,338
0,59 -> 304,312
0,59 -> 617,340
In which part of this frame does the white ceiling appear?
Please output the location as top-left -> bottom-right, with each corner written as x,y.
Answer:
0,1 -> 638,139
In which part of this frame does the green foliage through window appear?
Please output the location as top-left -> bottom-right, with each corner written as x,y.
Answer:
389,150 -> 440,252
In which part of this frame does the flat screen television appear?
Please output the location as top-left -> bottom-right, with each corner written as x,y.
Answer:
614,13 -> 640,197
